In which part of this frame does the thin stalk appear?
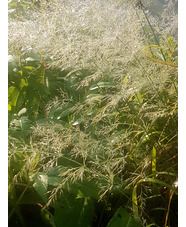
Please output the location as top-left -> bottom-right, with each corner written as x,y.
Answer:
164,190 -> 174,227
8,184 -> 30,224
132,177 -> 178,220
140,5 -> 166,62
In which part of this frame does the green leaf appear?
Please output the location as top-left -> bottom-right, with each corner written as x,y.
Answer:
78,198 -> 95,227
9,152 -> 25,175
90,82 -> 115,91
8,87 -> 20,108
48,166 -> 67,187
58,107 -> 73,119
54,196 -> 95,227
76,179 -> 100,199
132,177 -> 178,219
41,209 -> 56,227
141,178 -> 178,195
107,207 -> 142,227
20,78 -> 28,88
146,224 -> 159,227
8,104 -> 12,111
15,88 -> 27,113
134,92 -> 143,104
48,176 -> 62,187
152,146 -> 156,176
8,86 -> 15,97
33,174 -> 48,203
168,36 -> 173,44
24,66 -> 36,70
132,184 -> 138,219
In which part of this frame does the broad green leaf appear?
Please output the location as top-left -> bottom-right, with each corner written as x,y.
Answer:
8,86 -> 15,97
107,207 -> 141,227
9,152 -> 25,175
16,89 -> 26,113
48,166 -> 67,187
76,179 -> 100,199
78,198 -> 95,227
58,107 -> 73,119
8,87 -> 20,107
54,196 -> 95,227
33,174 -> 48,203
48,176 -> 62,187
41,209 -> 56,227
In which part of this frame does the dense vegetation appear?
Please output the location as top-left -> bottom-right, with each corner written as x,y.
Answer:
8,0 -> 178,226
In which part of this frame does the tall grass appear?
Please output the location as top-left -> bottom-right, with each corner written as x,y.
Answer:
8,0 -> 178,226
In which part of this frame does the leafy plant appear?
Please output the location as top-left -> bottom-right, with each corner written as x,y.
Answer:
107,207 -> 141,227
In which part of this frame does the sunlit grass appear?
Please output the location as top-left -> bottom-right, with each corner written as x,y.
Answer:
8,0 -> 178,226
